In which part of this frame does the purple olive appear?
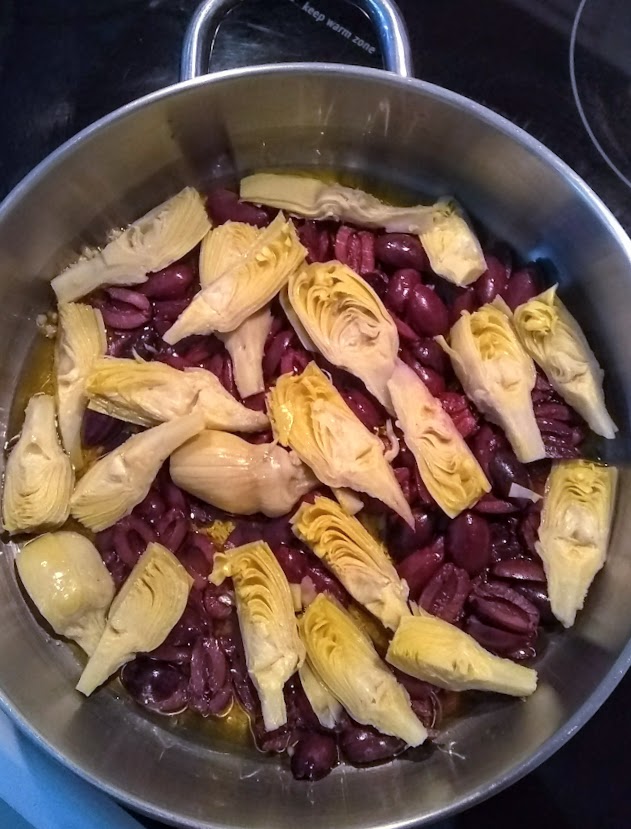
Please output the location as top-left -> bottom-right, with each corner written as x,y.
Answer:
388,508 -> 436,558
141,263 -> 196,299
446,511 -> 491,576
291,734 -> 338,781
340,723 -> 405,764
396,543 -> 445,600
400,352 -> 446,396
491,558 -> 546,582
274,545 -> 308,583
121,658 -> 188,714
420,563 -> 471,623
206,188 -> 271,227
384,268 -> 421,316
449,287 -> 477,325
502,265 -> 542,310
375,233 -> 428,271
475,255 -> 509,305
488,449 -> 531,498
362,269 -> 390,298
406,284 -> 449,337
408,338 -> 449,374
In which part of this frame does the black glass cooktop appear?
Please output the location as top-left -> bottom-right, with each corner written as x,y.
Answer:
1,1 -> 630,827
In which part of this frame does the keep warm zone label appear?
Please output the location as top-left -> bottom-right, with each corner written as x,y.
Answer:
290,0 -> 377,55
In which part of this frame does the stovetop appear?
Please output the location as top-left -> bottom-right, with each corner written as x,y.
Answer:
1,1 -> 630,827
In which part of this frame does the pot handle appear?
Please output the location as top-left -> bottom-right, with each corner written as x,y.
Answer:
180,0 -> 413,81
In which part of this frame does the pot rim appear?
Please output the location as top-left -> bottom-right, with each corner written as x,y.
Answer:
2,61 -> 631,828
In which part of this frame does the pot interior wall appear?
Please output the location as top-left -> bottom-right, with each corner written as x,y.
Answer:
0,67 -> 630,829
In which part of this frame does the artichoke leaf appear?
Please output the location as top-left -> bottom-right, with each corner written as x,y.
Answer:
2,395 -> 74,534
387,360 -> 490,518
76,542 -> 192,695
291,496 -> 410,630
240,173 -> 437,233
162,213 -> 306,344
513,286 -> 617,439
300,594 -> 427,746
279,287 -> 317,351
170,430 -> 317,517
70,410 -> 204,531
210,541 -> 305,731
218,306 -> 273,398
536,460 -> 617,628
17,532 -> 115,655
387,613 -> 537,696
199,220 -> 261,288
438,301 -> 545,462
86,357 -> 268,432
299,659 -> 343,730
418,199 -> 486,287
287,261 -> 399,409
52,188 -> 211,303
267,362 -> 413,526
55,303 -> 107,469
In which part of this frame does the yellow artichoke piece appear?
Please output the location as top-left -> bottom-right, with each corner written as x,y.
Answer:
279,286 -> 317,351
86,357 -> 268,432
199,220 -> 261,288
299,658 -> 343,730
387,360 -> 490,518
513,286 -> 617,439
418,199 -> 486,287
241,173 -> 436,232
291,496 -> 410,630
332,487 -> 364,515
300,594 -> 427,745
210,541 -> 305,731
70,410 -> 204,531
52,188 -> 211,303
170,430 -> 317,517
536,460 -> 617,628
2,395 -> 74,535
288,261 -> 399,409
17,531 -> 115,655
55,303 -> 107,469
267,362 -> 413,526
387,613 -> 537,696
76,542 -> 192,695
438,300 -> 545,462
218,306 -> 273,398
162,213 -> 306,344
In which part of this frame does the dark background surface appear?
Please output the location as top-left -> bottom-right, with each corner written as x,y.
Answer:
1,0 -> 630,826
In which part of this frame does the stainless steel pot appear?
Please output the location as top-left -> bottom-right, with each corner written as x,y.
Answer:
1,1 -> 630,827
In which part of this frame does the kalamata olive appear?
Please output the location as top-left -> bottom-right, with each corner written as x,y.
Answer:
449,287 -> 477,325
502,265 -> 542,310
274,545 -> 308,583
384,268 -> 421,315
207,188 -> 271,227
340,723 -> 405,763
135,489 -> 166,524
465,615 -> 533,656
375,233 -> 428,271
361,269 -> 389,298
141,263 -> 196,299
291,734 -> 338,781
475,255 -> 510,305
492,557 -> 546,582
406,284 -> 449,337
518,583 -> 556,625
473,493 -> 520,514
488,449 -> 531,498
121,658 -> 188,714
446,511 -> 491,575
396,542 -> 445,600
298,220 -> 331,263
469,580 -> 539,635
400,352 -> 446,396
439,392 -> 478,438
263,329 -> 295,379
408,338 -> 449,374
388,508 -> 436,558
153,294 -> 195,322
419,563 -> 471,622
340,387 -> 385,430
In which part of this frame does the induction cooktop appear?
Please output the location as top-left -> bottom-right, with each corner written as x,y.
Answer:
0,2 -> 630,827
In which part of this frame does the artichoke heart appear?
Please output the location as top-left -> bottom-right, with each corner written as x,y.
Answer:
199,220 -> 261,287
267,362 -> 413,526
287,261 -> 399,409
300,594 -> 427,746
387,361 -> 490,518
218,306 -> 273,399
387,613 -> 537,697
536,460 -> 617,628
2,395 -> 74,535
86,357 -> 268,432
70,410 -> 204,531
76,542 -> 192,695
438,299 -> 545,462
291,496 -> 410,630
17,532 -> 115,655
418,199 -> 486,287
55,303 -> 107,469
170,430 -> 317,517
162,213 -> 306,344
513,286 -> 617,439
241,173 -> 436,232
210,541 -> 305,731
299,659 -> 343,730
52,188 -> 211,303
